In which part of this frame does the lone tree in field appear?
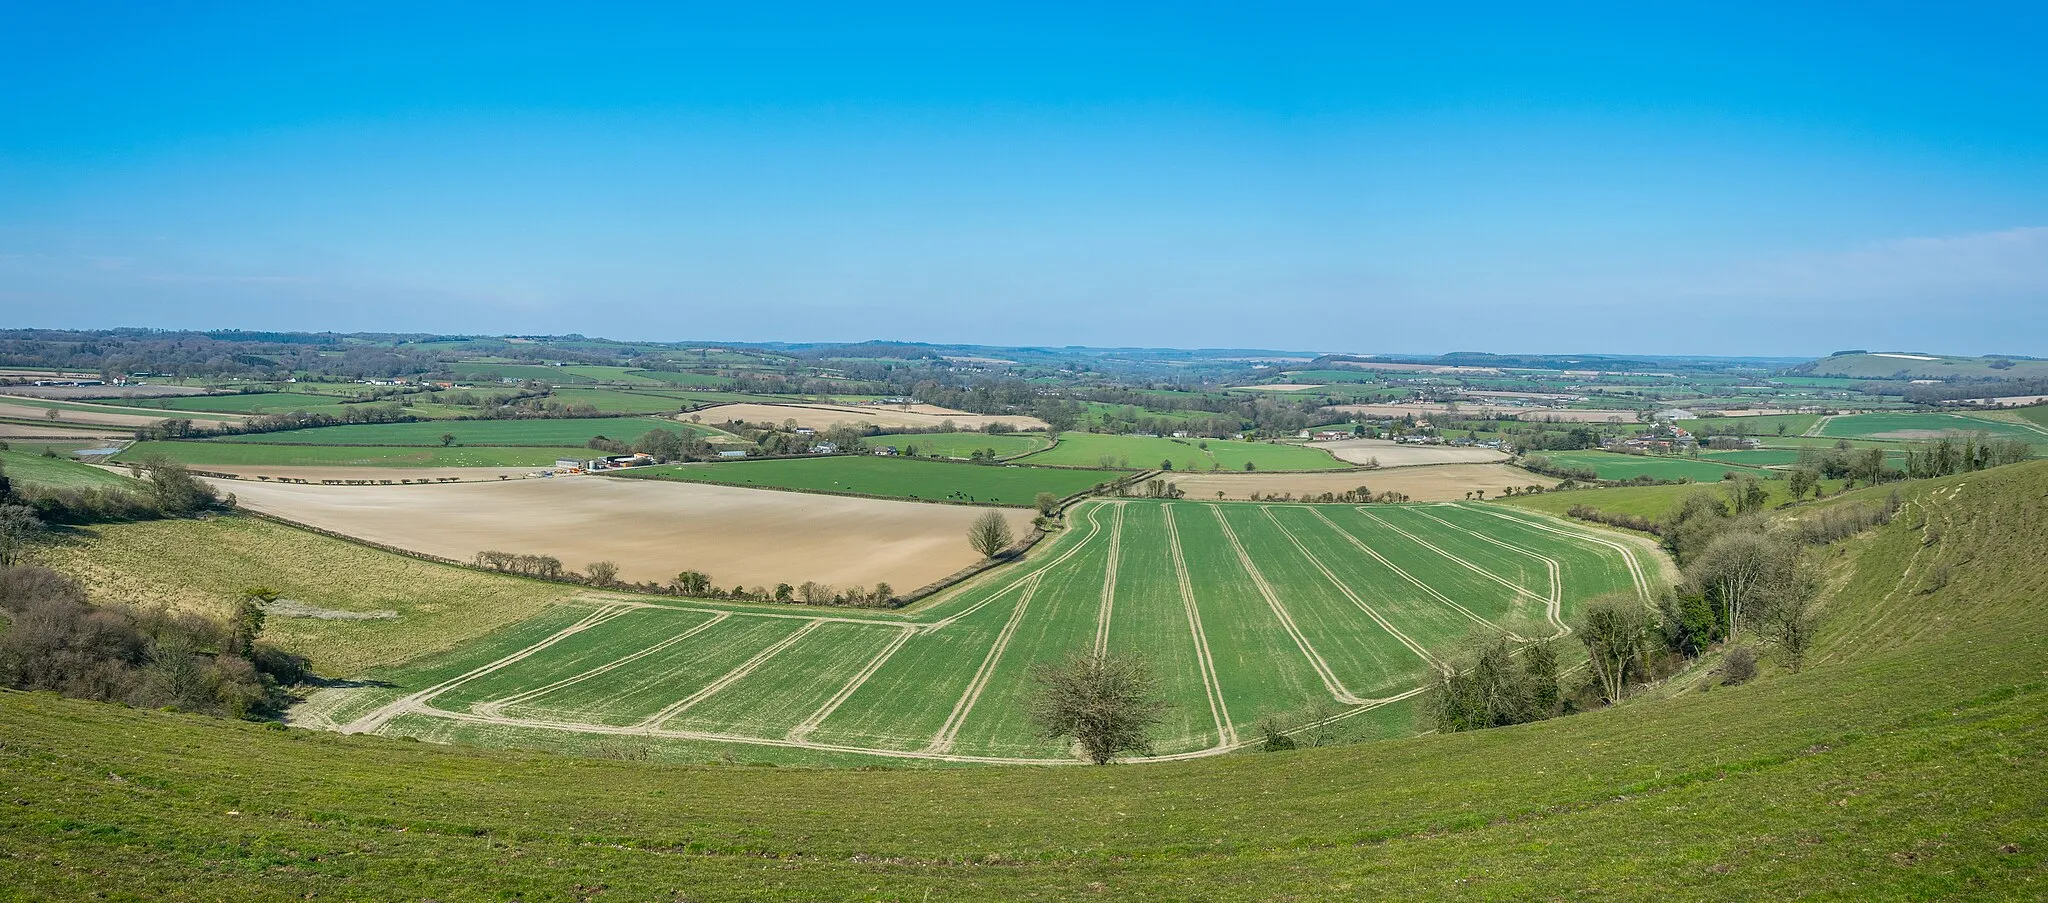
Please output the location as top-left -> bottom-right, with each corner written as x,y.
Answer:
1028,650 -> 1168,764
1034,491 -> 1060,518
585,560 -> 620,586
440,432 -> 456,447
969,509 -> 1014,558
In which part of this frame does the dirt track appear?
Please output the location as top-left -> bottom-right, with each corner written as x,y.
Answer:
215,476 -> 1036,591
1165,463 -> 1545,501
689,402 -> 1048,432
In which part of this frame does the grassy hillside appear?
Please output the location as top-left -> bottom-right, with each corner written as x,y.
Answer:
1800,351 -> 2048,379
0,447 -> 137,489
3,462 -> 2046,898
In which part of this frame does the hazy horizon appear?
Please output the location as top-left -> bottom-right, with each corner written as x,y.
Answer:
5,5 -> 2045,356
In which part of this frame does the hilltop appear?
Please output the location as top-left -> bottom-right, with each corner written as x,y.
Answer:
3,460 -> 2045,899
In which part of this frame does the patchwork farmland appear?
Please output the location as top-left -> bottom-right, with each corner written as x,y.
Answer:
305,500 -> 1650,763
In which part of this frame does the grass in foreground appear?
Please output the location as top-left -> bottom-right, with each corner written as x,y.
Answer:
616,454 -> 1110,505
2,462 -> 2045,898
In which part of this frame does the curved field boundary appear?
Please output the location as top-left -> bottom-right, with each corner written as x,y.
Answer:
926,574 -> 1046,753
921,500 -> 1111,630
787,624 -> 921,742
1295,506 -> 1514,640
1462,505 -> 1653,603
1355,508 -> 1563,638
1207,506 -> 1367,704
472,611 -> 734,718
1093,502 -> 1127,657
634,620 -> 825,730
342,603 -> 635,735
1162,505 -> 1235,746
1254,506 -> 1444,668
1404,506 -> 1567,638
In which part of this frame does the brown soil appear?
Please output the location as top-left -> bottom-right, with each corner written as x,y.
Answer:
182,465 -> 546,483
1310,438 -> 1510,467
214,476 -> 1036,592
1165,463 -> 1547,502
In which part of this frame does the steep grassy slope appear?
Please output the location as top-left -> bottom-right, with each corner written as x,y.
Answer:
3,463 -> 2046,899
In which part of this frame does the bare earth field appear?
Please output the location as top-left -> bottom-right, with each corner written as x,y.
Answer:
689,402 -> 1049,431
0,400 -> 168,428
1165,463 -> 1545,501
1311,438 -> 1510,467
1326,403 -> 1639,423
213,476 -> 1035,591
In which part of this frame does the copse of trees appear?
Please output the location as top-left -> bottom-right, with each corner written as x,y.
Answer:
1428,639 -> 1563,732
0,569 -> 309,719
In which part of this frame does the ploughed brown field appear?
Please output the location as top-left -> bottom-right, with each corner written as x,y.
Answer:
687,402 -> 1049,432
1164,463 -> 1546,501
212,475 -> 1035,592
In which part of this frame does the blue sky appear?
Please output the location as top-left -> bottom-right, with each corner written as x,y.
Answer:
3,3 -> 2044,355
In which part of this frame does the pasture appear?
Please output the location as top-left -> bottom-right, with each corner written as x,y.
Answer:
127,392 -> 367,415
1817,411 -> 2046,444
617,455 -> 1106,505
0,447 -> 138,489
1535,450 -> 1761,482
215,416 -> 710,446
309,499 -> 1650,763
1019,432 -> 1349,472
876,430 -> 1052,459
1675,413 -> 1820,437
116,441 -> 596,468
216,475 -> 1037,592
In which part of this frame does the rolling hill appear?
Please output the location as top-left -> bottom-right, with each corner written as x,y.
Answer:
3,460 -> 2045,899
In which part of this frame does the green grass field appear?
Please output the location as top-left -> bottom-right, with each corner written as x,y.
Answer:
1676,413 -> 1820,437
306,499 -> 1646,762
4,465 -> 2046,898
873,430 -> 1052,459
547,387 -> 786,414
1020,432 -> 1350,471
113,441 -> 596,468
0,447 -> 138,489
1818,410 -> 2048,444
617,455 -> 1110,505
1537,450 -> 1763,482
213,416 -> 706,446
126,392 -> 365,414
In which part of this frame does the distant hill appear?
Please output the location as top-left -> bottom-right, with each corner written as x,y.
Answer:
1790,351 -> 2048,380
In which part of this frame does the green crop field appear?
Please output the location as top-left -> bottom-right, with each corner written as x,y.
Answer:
1818,411 -> 2048,444
617,455 -> 1109,505
1536,450 -> 1763,482
547,387 -> 788,414
1676,413 -> 1820,437
213,416 -> 708,446
1020,432 -> 1350,471
873,430 -> 1052,459
620,369 -> 735,388
0,395 -> 241,422
446,362 -> 602,383
306,499 -> 1649,763
0,447 -> 138,489
114,441 -> 597,468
